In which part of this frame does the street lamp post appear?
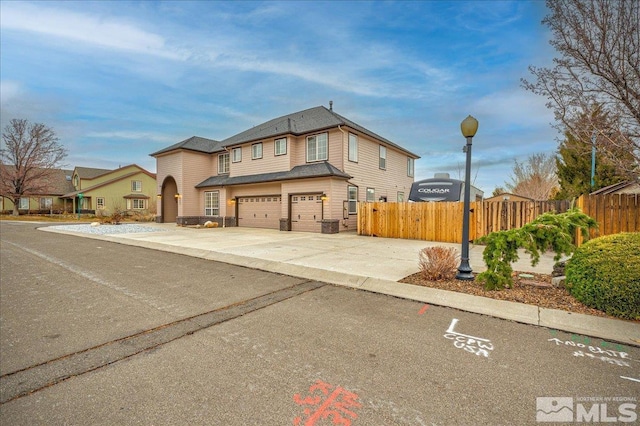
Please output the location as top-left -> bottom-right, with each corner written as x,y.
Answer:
456,115 -> 478,281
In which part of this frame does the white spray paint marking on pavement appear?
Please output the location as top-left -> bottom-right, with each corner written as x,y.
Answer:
443,318 -> 494,357
620,376 -> 640,383
3,240 -> 186,316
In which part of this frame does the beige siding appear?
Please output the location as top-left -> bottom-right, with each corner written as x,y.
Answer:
343,132 -> 414,203
156,151 -> 215,217
230,138 -> 291,177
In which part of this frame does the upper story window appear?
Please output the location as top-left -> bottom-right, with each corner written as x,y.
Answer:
252,143 -> 263,160
348,133 -> 358,162
73,175 -> 79,188
218,152 -> 230,174
407,157 -> 415,177
306,132 -> 328,162
275,137 -> 287,156
131,180 -> 142,192
232,148 -> 242,163
379,145 -> 387,170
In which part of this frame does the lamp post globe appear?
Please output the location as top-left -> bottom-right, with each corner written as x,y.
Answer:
456,115 -> 478,281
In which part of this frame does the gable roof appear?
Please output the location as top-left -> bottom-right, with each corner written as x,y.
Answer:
222,106 -> 419,158
61,169 -> 155,198
74,166 -> 113,179
195,161 -> 352,188
149,136 -> 223,157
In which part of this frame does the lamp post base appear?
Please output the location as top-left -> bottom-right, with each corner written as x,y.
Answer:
456,261 -> 474,281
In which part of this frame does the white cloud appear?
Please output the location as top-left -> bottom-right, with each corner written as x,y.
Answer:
0,80 -> 21,105
85,131 -> 177,144
0,2 -> 184,60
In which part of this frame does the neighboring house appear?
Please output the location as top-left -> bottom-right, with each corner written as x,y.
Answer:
60,164 -> 157,215
0,166 -> 74,213
589,179 -> 640,195
151,105 -> 420,233
484,192 -> 534,202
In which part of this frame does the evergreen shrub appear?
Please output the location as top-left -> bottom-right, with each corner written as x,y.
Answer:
565,232 -> 640,320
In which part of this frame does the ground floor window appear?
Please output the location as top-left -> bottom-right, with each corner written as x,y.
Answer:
205,191 -> 220,216
366,187 -> 375,202
397,192 -> 405,202
19,198 -> 29,209
127,199 -> 147,210
39,197 -> 53,209
97,197 -> 105,209
348,186 -> 358,214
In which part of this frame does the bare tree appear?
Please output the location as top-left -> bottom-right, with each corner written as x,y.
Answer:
522,0 -> 640,177
1,119 -> 67,215
505,153 -> 558,200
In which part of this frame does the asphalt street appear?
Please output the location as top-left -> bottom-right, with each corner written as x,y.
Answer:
1,221 -> 638,425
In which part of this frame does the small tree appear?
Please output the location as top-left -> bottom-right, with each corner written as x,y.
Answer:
0,119 -> 67,215
505,153 -> 558,200
476,209 -> 597,290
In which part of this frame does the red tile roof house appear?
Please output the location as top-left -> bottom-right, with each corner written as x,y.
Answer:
150,105 -> 420,233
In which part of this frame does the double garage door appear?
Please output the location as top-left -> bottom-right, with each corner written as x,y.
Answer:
238,196 -> 281,229
237,194 -> 322,232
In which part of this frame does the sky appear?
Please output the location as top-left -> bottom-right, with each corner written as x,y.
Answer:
0,0 -> 558,194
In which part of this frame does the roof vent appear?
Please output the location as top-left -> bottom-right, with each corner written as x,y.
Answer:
329,100 -> 333,111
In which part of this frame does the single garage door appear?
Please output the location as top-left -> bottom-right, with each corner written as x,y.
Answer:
291,194 -> 323,232
238,196 -> 281,229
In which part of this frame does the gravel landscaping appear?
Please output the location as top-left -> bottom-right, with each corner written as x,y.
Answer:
48,223 -> 164,235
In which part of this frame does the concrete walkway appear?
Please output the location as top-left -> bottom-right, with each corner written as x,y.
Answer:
42,223 -> 640,347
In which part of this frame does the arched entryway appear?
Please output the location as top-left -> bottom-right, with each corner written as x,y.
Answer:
160,176 -> 179,223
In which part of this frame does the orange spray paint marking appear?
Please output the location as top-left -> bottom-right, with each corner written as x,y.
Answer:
418,304 -> 430,315
293,380 -> 361,425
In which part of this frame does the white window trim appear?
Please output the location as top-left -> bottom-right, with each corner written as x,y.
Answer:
205,191 -> 220,216
97,197 -> 105,209
348,133 -> 358,162
379,145 -> 387,170
19,198 -> 29,209
252,143 -> 263,160
348,186 -> 358,214
132,180 -> 142,192
232,147 -> 242,163
129,199 -> 146,210
306,132 -> 328,162
366,187 -> 375,202
218,153 -> 230,174
275,137 -> 287,156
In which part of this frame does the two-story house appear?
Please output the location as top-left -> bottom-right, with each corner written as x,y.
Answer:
151,105 -> 420,233
61,164 -> 157,215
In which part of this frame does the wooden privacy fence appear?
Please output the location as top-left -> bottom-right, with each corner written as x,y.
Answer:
357,195 -> 638,244
575,194 -> 639,244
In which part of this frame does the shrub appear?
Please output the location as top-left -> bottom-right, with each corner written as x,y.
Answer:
565,233 -> 640,320
476,208 -> 597,290
418,246 -> 459,281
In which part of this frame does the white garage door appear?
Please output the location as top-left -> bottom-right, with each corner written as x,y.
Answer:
238,196 -> 281,229
291,194 -> 323,232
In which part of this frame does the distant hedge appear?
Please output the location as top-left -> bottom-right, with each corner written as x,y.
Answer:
565,233 -> 640,320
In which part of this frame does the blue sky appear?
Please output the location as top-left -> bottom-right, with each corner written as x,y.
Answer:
1,0 -> 557,193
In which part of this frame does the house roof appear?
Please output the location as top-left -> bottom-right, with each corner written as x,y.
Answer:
195,161 -> 352,188
590,180 -> 639,195
74,166 -> 113,179
149,136 -> 223,156
221,106 -> 420,158
484,192 -> 534,202
0,165 -> 74,195
61,169 -> 155,198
